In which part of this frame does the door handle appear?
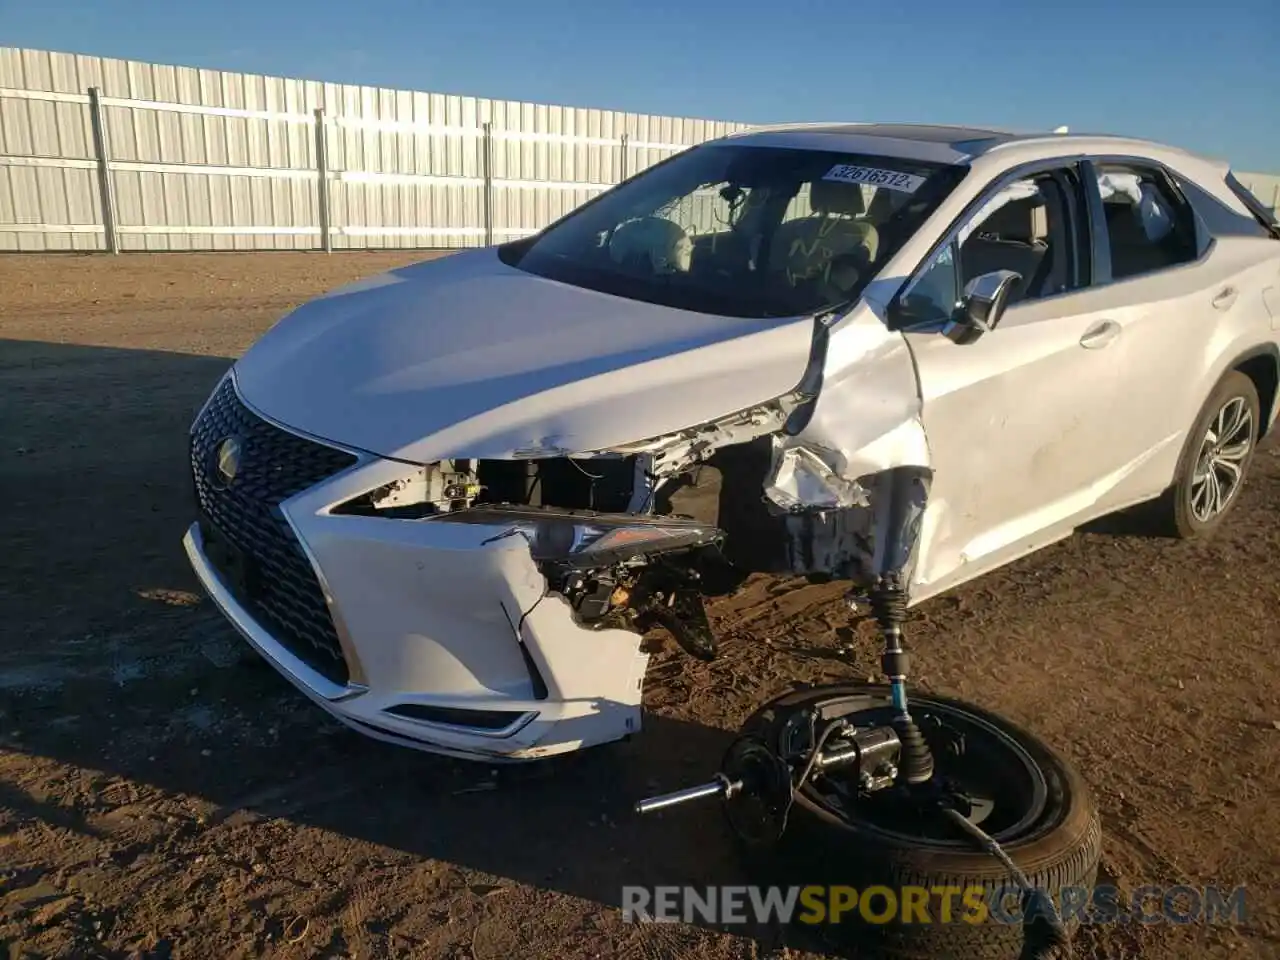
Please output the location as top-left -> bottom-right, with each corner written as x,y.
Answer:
1211,286 -> 1238,311
1079,319 -> 1121,349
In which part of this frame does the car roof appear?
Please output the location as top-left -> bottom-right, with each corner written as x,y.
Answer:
722,122 -> 1018,161
752,122 -> 1022,144
721,122 -> 1226,174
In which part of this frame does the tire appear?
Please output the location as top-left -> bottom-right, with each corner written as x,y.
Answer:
729,684 -> 1101,960
1162,370 -> 1261,539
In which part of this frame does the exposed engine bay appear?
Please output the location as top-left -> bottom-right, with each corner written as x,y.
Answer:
335,388 -> 919,662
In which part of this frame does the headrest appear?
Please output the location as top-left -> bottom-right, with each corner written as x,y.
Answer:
810,179 -> 866,217
865,187 -> 896,220
981,199 -> 1037,242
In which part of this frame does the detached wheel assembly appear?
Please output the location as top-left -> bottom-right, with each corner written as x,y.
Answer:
741,685 -> 1099,960
637,684 -> 1100,960
635,478 -> 1100,959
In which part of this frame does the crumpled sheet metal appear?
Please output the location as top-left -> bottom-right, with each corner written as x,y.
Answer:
764,443 -> 871,512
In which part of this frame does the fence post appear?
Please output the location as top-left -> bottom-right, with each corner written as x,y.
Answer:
481,122 -> 494,247
86,87 -> 118,254
313,107 -> 332,252
619,132 -> 629,182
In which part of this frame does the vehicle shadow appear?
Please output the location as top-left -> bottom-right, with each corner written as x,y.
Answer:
0,337 -> 840,956
6,674 -> 838,953
1080,434 -> 1279,540
1080,498 -> 1179,540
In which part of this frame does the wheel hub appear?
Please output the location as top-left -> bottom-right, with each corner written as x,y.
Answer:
764,692 -> 1048,847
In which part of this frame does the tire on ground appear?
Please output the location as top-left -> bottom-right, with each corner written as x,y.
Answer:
731,684 -> 1101,960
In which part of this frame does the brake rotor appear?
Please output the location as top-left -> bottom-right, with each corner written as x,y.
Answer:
721,734 -> 793,848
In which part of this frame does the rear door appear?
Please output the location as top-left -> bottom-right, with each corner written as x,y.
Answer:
1079,158 -> 1280,509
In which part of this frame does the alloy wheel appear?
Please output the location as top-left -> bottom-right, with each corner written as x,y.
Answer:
1190,396 -> 1253,523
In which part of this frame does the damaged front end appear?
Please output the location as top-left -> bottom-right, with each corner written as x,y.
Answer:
334,305 -> 934,664
333,396 -> 808,661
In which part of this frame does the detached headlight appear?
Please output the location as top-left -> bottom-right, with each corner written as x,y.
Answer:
437,507 -> 722,568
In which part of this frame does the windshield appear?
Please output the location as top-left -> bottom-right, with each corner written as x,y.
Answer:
499,144 -> 966,318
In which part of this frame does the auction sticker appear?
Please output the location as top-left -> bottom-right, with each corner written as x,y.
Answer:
822,164 -> 925,193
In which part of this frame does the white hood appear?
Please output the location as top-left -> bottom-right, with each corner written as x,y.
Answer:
233,248 -> 817,463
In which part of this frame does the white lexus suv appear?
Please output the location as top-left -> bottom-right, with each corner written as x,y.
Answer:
184,123 -> 1280,761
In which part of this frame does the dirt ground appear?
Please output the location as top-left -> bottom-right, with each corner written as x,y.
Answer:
1,252 -> 1278,960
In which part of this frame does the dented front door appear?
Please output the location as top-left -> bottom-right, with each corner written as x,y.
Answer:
903,293 -> 1125,594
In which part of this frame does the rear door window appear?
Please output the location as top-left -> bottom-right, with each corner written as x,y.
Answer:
1094,164 -> 1200,280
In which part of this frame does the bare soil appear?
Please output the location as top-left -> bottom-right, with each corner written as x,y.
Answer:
1,252 -> 1278,960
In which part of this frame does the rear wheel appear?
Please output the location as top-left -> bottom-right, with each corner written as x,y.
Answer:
1163,371 -> 1260,539
729,684 -> 1101,960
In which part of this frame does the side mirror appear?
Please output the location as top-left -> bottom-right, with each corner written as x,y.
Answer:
945,270 -> 1021,344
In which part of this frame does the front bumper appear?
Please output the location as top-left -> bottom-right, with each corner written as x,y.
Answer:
184,377 -> 649,762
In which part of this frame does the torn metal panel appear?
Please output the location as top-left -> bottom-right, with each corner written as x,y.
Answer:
598,393 -> 806,477
517,592 -> 649,720
363,459 -> 480,513
771,466 -> 932,583
758,305 -> 936,581
868,467 -> 932,580
764,442 -> 870,512
784,306 -> 932,477
780,508 -> 875,580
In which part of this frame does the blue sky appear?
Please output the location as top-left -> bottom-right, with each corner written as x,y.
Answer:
3,0 -> 1277,171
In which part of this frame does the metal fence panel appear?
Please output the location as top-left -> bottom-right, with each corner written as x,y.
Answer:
0,46 -> 1273,251
0,161 -> 104,251
0,46 -> 755,251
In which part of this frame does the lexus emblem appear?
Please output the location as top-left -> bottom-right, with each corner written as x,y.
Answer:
213,436 -> 242,487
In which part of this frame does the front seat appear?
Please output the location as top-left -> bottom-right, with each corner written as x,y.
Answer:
959,198 -> 1048,302
769,179 -> 880,297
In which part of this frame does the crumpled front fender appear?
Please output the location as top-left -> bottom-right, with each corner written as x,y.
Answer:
763,302 -> 933,582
